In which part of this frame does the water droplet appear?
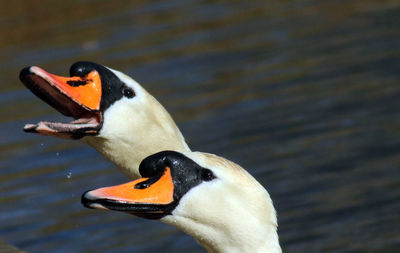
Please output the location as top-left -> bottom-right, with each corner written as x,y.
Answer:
56,152 -> 60,156
66,172 -> 72,179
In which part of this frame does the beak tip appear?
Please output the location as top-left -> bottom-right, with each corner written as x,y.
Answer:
81,190 -> 94,208
81,190 -> 111,210
19,66 -> 33,81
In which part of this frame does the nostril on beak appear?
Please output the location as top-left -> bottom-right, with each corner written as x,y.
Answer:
67,80 -> 88,87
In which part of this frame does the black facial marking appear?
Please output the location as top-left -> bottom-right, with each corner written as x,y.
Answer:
69,61 -> 134,112
66,80 -> 88,87
136,151 -> 216,217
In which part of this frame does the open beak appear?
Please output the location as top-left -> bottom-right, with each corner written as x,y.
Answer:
82,167 -> 175,219
20,66 -> 103,139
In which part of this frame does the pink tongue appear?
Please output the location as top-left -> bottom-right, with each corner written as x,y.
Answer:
23,119 -> 99,139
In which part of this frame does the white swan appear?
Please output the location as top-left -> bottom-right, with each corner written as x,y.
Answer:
20,62 -> 190,178
82,151 -> 281,253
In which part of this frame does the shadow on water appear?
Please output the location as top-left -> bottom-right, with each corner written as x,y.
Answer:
1,0 -> 400,252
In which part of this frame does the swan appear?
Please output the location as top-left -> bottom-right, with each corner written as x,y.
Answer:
82,150 -> 281,253
20,61 -> 190,178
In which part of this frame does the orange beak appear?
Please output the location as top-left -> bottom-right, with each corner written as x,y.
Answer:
20,65 -> 104,139
29,66 -> 102,111
82,167 -> 175,216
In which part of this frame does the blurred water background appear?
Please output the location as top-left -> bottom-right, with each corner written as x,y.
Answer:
1,0 -> 400,252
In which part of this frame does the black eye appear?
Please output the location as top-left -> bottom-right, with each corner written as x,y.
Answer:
201,169 -> 215,181
123,87 -> 135,98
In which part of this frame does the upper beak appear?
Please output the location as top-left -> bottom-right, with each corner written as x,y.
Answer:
20,66 -> 102,116
82,167 -> 175,217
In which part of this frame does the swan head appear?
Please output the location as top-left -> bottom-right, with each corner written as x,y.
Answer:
20,62 -> 189,178
82,151 -> 281,252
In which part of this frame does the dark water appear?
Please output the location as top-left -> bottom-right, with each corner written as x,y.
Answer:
1,0 -> 400,252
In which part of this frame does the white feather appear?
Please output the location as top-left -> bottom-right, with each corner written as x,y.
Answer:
162,152 -> 281,253
82,68 -> 190,178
